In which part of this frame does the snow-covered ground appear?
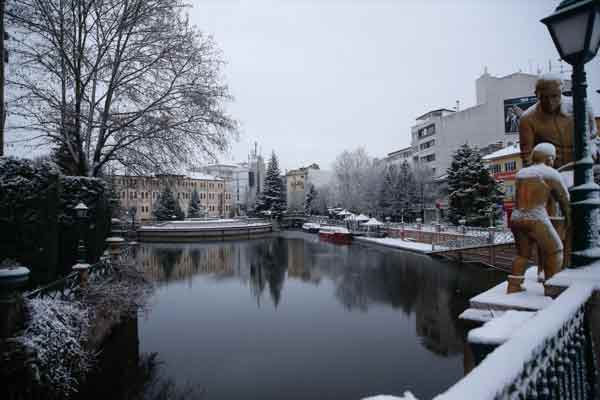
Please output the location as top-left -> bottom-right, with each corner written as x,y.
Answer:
469,267 -> 552,311
355,237 -> 434,254
467,310 -> 535,345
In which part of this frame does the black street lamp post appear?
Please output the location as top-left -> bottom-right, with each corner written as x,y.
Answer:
74,202 -> 89,264
542,0 -> 600,267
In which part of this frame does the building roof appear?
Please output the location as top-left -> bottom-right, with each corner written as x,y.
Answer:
186,171 -> 224,181
415,108 -> 456,121
112,172 -> 222,181
203,163 -> 241,169
387,146 -> 413,157
482,142 -> 521,161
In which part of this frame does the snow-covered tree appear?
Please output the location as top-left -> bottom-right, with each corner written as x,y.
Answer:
332,147 -> 372,210
447,143 -> 504,226
312,185 -> 333,215
256,152 -> 285,217
152,186 -> 184,221
304,184 -> 317,215
397,161 -> 418,212
379,161 -> 417,219
187,188 -> 204,218
7,0 -> 237,177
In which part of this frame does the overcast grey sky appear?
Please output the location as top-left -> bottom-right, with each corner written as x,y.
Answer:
188,0 -> 600,171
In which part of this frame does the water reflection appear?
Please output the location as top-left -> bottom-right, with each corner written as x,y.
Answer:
127,235 -> 504,399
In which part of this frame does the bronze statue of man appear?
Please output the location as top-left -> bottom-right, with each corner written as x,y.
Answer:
507,143 -> 570,294
519,74 -> 598,169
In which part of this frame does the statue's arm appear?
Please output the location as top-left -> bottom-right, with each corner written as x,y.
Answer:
549,175 -> 571,226
519,116 -> 534,167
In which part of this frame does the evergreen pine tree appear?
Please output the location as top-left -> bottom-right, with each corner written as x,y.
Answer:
256,152 -> 285,217
396,161 -> 418,218
152,186 -> 185,221
447,144 -> 504,226
187,188 -> 203,218
304,184 -> 317,215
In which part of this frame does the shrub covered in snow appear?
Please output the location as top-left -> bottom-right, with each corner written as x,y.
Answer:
0,157 -> 61,282
0,157 -> 115,280
15,298 -> 95,397
83,263 -> 154,323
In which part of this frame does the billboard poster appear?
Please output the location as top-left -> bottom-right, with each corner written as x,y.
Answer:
503,96 -> 537,134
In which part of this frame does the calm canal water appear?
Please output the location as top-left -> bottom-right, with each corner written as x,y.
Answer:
79,232 -> 505,400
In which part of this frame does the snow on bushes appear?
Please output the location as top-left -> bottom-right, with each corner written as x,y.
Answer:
83,264 -> 154,322
15,298 -> 95,397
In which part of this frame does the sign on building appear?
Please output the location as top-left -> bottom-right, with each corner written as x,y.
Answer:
503,96 -> 537,133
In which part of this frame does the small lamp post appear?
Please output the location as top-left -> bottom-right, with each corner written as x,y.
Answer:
73,202 -> 90,286
74,202 -> 89,264
542,0 -> 600,266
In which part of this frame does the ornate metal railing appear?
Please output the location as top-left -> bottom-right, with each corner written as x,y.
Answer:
24,257 -> 115,301
434,284 -> 597,400
434,228 -> 514,250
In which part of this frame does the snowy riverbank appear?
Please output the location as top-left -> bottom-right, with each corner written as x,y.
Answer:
355,237 -> 433,254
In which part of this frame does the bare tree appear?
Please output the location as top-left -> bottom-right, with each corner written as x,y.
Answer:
7,0 -> 237,176
332,147 -> 373,210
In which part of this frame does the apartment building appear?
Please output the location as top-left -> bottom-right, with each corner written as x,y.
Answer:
112,172 -> 231,221
285,163 -> 332,212
410,70 -> 571,178
383,146 -> 414,166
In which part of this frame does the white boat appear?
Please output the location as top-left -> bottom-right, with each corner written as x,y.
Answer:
302,222 -> 321,233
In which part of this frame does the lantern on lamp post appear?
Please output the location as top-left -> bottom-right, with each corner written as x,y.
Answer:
542,0 -> 600,266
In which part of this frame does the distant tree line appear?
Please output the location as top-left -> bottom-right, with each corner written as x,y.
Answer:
308,145 -> 502,226
322,147 -> 438,221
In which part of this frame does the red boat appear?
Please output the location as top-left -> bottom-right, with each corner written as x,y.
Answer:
318,226 -> 352,245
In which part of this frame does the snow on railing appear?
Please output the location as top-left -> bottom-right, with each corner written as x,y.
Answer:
434,283 -> 597,400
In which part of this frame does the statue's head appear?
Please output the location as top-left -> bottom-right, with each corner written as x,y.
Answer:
531,142 -> 556,167
535,74 -> 563,114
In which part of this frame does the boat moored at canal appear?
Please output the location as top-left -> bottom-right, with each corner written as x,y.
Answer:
302,222 -> 320,233
318,226 -> 352,244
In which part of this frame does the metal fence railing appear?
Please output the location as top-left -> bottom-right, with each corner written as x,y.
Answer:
433,283 -> 597,400
24,259 -> 114,301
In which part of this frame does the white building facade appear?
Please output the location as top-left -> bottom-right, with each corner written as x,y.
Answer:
410,71 -> 571,178
195,164 -> 249,214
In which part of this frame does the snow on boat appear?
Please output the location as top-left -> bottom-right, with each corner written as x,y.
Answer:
302,222 -> 321,233
318,226 -> 352,244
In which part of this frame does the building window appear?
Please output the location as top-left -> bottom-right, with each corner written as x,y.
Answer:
506,185 -> 515,197
420,139 -> 435,150
489,164 -> 501,174
421,154 -> 435,163
505,160 -> 517,172
417,124 -> 436,139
